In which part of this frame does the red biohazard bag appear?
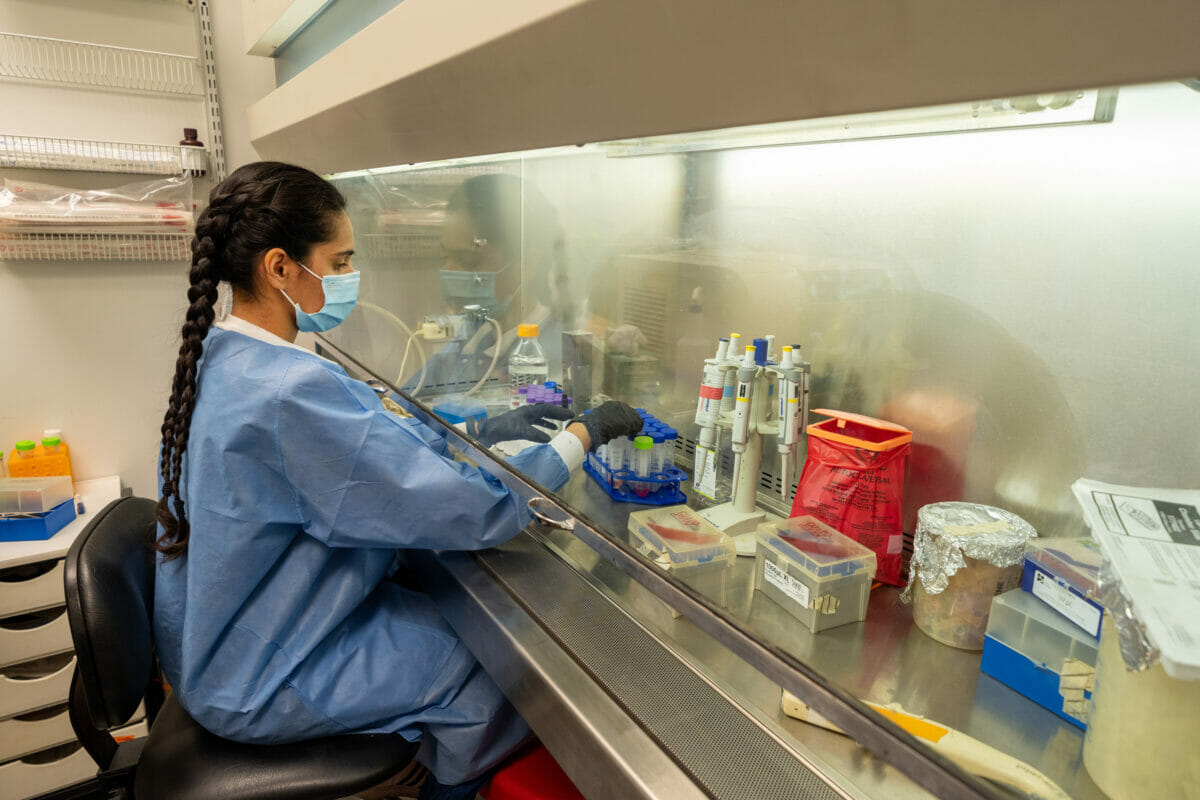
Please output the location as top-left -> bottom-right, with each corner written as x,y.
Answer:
790,410 -> 912,586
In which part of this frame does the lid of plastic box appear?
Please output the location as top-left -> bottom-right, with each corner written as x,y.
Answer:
0,476 -> 74,514
986,589 -> 1099,671
628,505 -> 735,567
758,516 -> 877,578
1025,538 -> 1102,599
432,399 -> 487,424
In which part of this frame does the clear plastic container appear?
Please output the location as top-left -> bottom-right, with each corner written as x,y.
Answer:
754,516 -> 877,632
981,589 -> 1098,727
1084,617 -> 1200,799
508,323 -> 549,409
627,505 -> 736,571
0,476 -> 74,514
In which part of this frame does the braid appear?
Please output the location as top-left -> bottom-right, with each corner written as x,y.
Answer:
154,162 -> 346,559
155,224 -> 220,558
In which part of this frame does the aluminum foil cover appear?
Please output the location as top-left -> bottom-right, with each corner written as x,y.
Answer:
1098,559 -> 1159,672
905,502 -> 1038,596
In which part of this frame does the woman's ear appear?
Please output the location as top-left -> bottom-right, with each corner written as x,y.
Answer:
259,247 -> 291,290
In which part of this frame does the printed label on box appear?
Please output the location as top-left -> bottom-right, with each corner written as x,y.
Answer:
1031,570 -> 1102,638
763,559 -> 811,608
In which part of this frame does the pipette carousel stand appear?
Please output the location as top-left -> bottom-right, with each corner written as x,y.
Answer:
695,337 -> 808,555
698,432 -> 774,554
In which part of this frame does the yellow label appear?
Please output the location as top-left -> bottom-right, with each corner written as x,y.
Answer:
869,704 -> 950,743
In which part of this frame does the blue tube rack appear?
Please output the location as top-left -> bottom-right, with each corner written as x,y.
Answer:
582,409 -> 686,505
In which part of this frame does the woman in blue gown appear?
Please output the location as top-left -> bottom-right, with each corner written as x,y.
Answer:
153,162 -> 641,799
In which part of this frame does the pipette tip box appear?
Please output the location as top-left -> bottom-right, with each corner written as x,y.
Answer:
981,588 -> 1098,729
628,505 -> 735,618
1020,537 -> 1104,639
0,498 -> 77,541
627,505 -> 736,571
432,399 -> 487,427
0,476 -> 74,515
753,516 -> 876,633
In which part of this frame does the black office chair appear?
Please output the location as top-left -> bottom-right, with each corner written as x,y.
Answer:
64,496 -> 420,799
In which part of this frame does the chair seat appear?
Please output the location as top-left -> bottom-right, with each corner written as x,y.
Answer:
134,693 -> 419,800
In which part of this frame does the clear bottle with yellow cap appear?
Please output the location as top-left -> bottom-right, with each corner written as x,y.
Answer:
508,323 -> 549,409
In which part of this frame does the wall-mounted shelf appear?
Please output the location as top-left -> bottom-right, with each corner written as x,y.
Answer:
0,135 -> 207,176
0,32 -> 200,95
0,233 -> 190,262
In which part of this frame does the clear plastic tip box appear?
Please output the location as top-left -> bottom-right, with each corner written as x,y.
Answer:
628,506 -> 736,616
627,506 -> 736,571
754,516 -> 877,632
981,589 -> 1099,729
0,476 -> 76,541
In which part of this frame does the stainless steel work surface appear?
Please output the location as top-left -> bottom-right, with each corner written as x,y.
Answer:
540,468 -> 1107,800
419,536 -> 862,799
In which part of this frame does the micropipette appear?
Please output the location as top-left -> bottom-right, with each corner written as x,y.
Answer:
776,346 -> 802,500
729,345 -> 757,499
693,338 -> 729,482
720,333 -> 742,417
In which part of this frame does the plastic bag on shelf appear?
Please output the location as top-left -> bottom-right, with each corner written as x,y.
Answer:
0,176 -> 193,235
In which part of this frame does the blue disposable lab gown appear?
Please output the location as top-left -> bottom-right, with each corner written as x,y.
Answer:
153,325 -> 571,784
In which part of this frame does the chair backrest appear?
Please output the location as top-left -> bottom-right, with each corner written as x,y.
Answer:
64,496 -> 159,730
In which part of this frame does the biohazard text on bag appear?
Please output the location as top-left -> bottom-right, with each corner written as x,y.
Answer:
791,410 -> 912,586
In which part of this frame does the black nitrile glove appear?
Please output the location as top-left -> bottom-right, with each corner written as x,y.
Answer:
473,403 -> 574,446
573,401 -> 643,452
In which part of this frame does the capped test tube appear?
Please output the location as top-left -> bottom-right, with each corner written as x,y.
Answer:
613,436 -> 631,471
650,430 -> 666,475
633,435 -> 654,494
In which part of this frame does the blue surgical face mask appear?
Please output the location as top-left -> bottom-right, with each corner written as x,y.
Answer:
440,262 -> 516,314
280,260 -> 360,332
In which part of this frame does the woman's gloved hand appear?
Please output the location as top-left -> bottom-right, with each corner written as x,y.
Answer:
473,403 -> 574,446
572,401 -> 643,452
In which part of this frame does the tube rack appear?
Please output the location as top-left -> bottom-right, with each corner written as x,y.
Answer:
583,410 -> 687,506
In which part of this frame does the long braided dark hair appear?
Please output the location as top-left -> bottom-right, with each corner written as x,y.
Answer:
155,162 -> 346,558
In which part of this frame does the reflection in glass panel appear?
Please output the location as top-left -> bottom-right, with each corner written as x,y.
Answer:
326,81 -> 1200,798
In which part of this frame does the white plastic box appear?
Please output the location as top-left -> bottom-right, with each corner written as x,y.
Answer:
753,516 -> 877,632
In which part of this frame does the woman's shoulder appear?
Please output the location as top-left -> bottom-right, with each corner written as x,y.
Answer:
202,328 -> 381,417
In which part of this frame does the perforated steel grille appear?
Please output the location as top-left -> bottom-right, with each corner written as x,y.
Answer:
479,548 -> 846,800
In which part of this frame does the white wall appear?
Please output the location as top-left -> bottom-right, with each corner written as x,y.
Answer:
0,0 -> 275,496
213,0 -> 280,173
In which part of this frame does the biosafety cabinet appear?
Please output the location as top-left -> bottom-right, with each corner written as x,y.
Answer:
246,3 -> 1200,799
